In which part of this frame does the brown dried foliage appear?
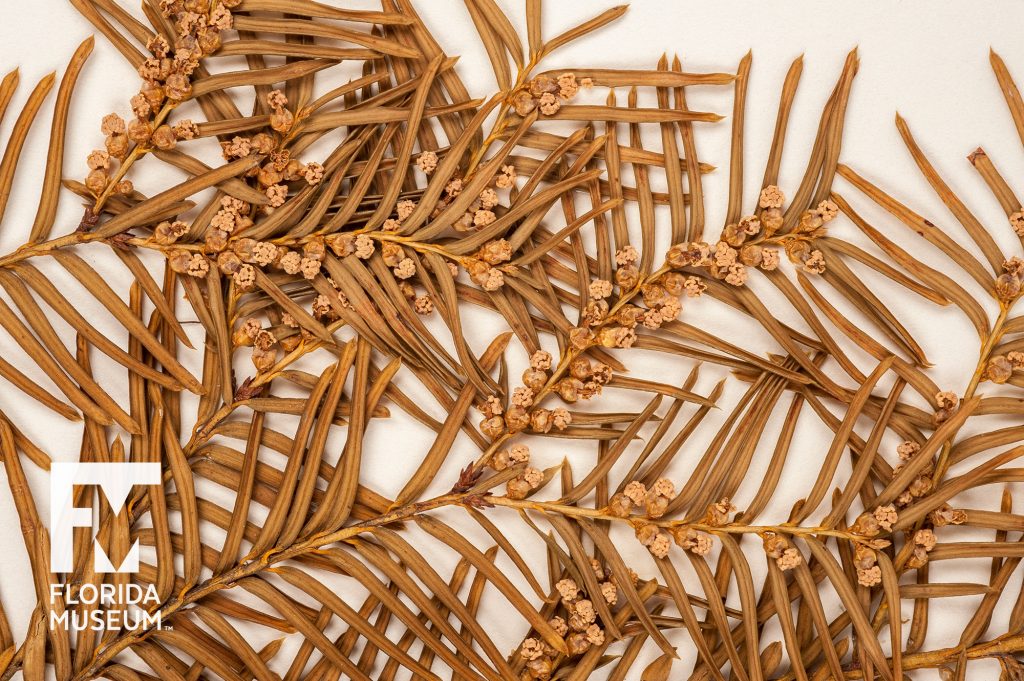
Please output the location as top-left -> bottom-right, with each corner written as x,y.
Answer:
0,1 -> 1021,680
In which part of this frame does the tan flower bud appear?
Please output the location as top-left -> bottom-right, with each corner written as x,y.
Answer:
104,133 -> 128,160
165,72 -> 192,101
251,345 -> 276,372
761,207 -> 784,235
85,169 -> 108,195
270,107 -> 295,133
606,493 -> 632,518
996,273 -> 1021,301
504,405 -> 530,433
480,415 -> 504,439
556,377 -> 583,403
151,125 -> 176,151
529,408 -> 553,433
614,264 -> 639,290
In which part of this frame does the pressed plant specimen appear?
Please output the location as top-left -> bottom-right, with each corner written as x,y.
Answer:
0,1 -> 1021,680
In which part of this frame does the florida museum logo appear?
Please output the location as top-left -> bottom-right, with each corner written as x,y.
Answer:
48,462 -> 167,632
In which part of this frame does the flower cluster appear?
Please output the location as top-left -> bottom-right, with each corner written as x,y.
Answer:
489,444 -> 544,499
985,351 -> 1024,384
219,91 -> 301,168
848,505 -> 897,585
478,350 -> 573,438
232,317 -> 280,372
415,150 -> 438,174
632,494 -> 735,561
905,528 -> 937,569
850,504 -> 899,536
891,441 -> 934,507
996,256 -> 1024,302
151,90 -> 326,302
665,186 -> 835,289
846,441 -> 967,577
511,73 -> 591,117
1010,209 -> 1024,237
607,478 -> 675,519
853,545 -> 883,587
852,527 -> 944,581
231,295 -> 346,371
466,238 -> 513,291
555,355 -> 612,404
933,390 -> 960,426
519,567 -> 620,678
672,527 -> 714,556
566,245 -> 693,354
762,532 -> 803,571
84,139 -> 133,197
416,161 -> 516,238
86,0 -> 246,198
930,504 -> 967,527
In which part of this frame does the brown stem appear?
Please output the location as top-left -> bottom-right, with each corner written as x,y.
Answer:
68,492 -> 465,681
834,632 -> 1024,679
464,57 -> 538,177
475,264 -> 670,467
932,301 -> 1012,482
484,495 -> 873,545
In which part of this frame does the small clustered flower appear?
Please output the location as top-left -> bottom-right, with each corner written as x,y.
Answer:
506,466 -> 544,499
854,545 -> 882,587
479,239 -> 512,265
266,184 -> 287,208
495,164 -> 517,189
1010,209 -> 1024,237
931,504 -> 967,527
416,150 -> 438,174
801,249 -> 827,274
705,497 -> 736,526
615,245 -> 638,266
530,350 -> 552,371
303,162 -> 325,186
673,527 -> 713,556
354,235 -> 375,259
873,504 -> 898,531
635,523 -> 671,559
850,504 -> 900,537
933,390 -> 959,426
233,264 -> 256,290
556,578 -> 579,603
393,258 -> 416,280
511,386 -> 535,408
513,73 -> 580,117
759,185 -> 785,209
233,318 -> 261,347
682,276 -> 706,297
413,295 -> 433,315
267,89 -> 294,132
185,253 -> 209,278
906,528 -> 938,569
763,532 -> 802,571
589,279 -> 612,299
997,257 -> 1024,302
897,440 -> 920,460
153,220 -> 188,245
607,478 -> 675,519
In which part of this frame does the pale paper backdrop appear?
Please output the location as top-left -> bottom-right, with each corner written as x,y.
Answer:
0,1 -> 1021,679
